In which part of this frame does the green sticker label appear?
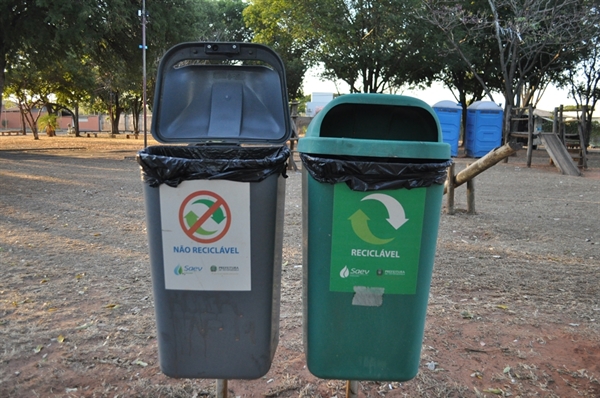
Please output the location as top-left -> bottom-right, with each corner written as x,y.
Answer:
330,184 -> 426,294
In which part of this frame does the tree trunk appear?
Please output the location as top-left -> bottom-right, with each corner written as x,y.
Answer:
0,56 -> 5,116
74,104 -> 81,137
18,102 -> 40,139
112,107 -> 121,136
503,103 -> 513,145
19,109 -> 27,135
109,93 -> 122,136
131,96 -> 141,135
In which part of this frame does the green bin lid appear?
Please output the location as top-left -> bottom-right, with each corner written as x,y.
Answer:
298,93 -> 450,159
151,42 -> 291,145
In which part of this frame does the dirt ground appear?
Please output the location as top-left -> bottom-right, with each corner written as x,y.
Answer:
0,134 -> 599,398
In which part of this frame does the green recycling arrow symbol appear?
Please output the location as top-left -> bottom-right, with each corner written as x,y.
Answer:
348,210 -> 394,245
184,199 -> 226,235
348,193 -> 408,245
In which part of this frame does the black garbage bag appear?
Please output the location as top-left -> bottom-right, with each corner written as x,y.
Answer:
138,145 -> 290,187
300,153 -> 452,192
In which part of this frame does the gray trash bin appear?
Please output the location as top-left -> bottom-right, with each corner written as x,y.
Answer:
137,42 -> 291,379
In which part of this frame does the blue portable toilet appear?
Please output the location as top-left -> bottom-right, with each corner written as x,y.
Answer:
433,101 -> 462,157
465,101 -> 503,157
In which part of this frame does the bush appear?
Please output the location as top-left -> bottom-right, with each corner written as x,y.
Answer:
38,114 -> 58,137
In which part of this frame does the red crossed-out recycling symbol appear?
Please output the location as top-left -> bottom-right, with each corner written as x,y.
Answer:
178,190 -> 232,244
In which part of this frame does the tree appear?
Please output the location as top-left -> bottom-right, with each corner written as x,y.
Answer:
195,0 -> 252,42
1,0 -> 118,138
141,0 -> 249,112
413,0 -> 506,145
4,57 -> 55,139
0,0 -> 100,115
244,0 -> 314,100
88,0 -> 229,134
38,113 -> 58,137
40,53 -> 98,137
0,0 -> 47,108
422,0 -> 599,138
295,0 -> 431,93
563,34 -> 600,147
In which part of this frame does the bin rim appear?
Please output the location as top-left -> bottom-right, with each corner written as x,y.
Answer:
298,136 -> 450,159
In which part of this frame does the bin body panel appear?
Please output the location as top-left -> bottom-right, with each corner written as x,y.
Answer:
433,101 -> 462,157
465,101 -> 503,157
143,171 -> 285,379
302,173 -> 444,381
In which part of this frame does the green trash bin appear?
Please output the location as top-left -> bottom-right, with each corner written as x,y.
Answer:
298,93 -> 452,381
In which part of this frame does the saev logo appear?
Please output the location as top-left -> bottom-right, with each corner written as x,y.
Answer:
173,265 -> 203,275
340,266 -> 350,278
339,265 -> 370,278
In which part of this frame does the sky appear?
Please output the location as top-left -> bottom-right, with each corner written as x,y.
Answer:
302,68 -> 575,112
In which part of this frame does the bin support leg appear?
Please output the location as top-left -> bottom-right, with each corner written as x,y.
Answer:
446,163 -> 455,215
467,167 -> 475,214
216,379 -> 228,398
346,380 -> 359,398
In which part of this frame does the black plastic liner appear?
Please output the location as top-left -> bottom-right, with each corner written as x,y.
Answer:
300,153 -> 452,192
138,145 -> 290,187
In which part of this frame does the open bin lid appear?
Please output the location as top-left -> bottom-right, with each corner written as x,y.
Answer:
151,42 -> 292,145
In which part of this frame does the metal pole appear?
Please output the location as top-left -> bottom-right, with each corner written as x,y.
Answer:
345,380 -> 358,398
142,0 -> 148,148
216,379 -> 228,398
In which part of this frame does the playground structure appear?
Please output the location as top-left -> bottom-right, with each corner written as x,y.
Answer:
443,103 -> 595,213
506,104 -> 590,175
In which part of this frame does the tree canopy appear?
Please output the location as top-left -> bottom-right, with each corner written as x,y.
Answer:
2,0 -> 600,140
2,0 -> 241,137
244,0 -> 314,99
422,0 -> 600,134
297,0 -> 437,93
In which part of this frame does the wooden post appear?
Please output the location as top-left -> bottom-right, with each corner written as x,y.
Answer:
578,106 -> 588,169
346,380 -> 359,398
444,141 -> 522,195
559,105 -> 565,144
216,379 -> 228,398
287,101 -> 299,171
446,163 -> 455,215
467,166 -> 475,214
526,104 -> 534,168
551,107 -> 558,166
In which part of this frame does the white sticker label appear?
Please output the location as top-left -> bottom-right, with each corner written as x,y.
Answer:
159,180 -> 251,291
